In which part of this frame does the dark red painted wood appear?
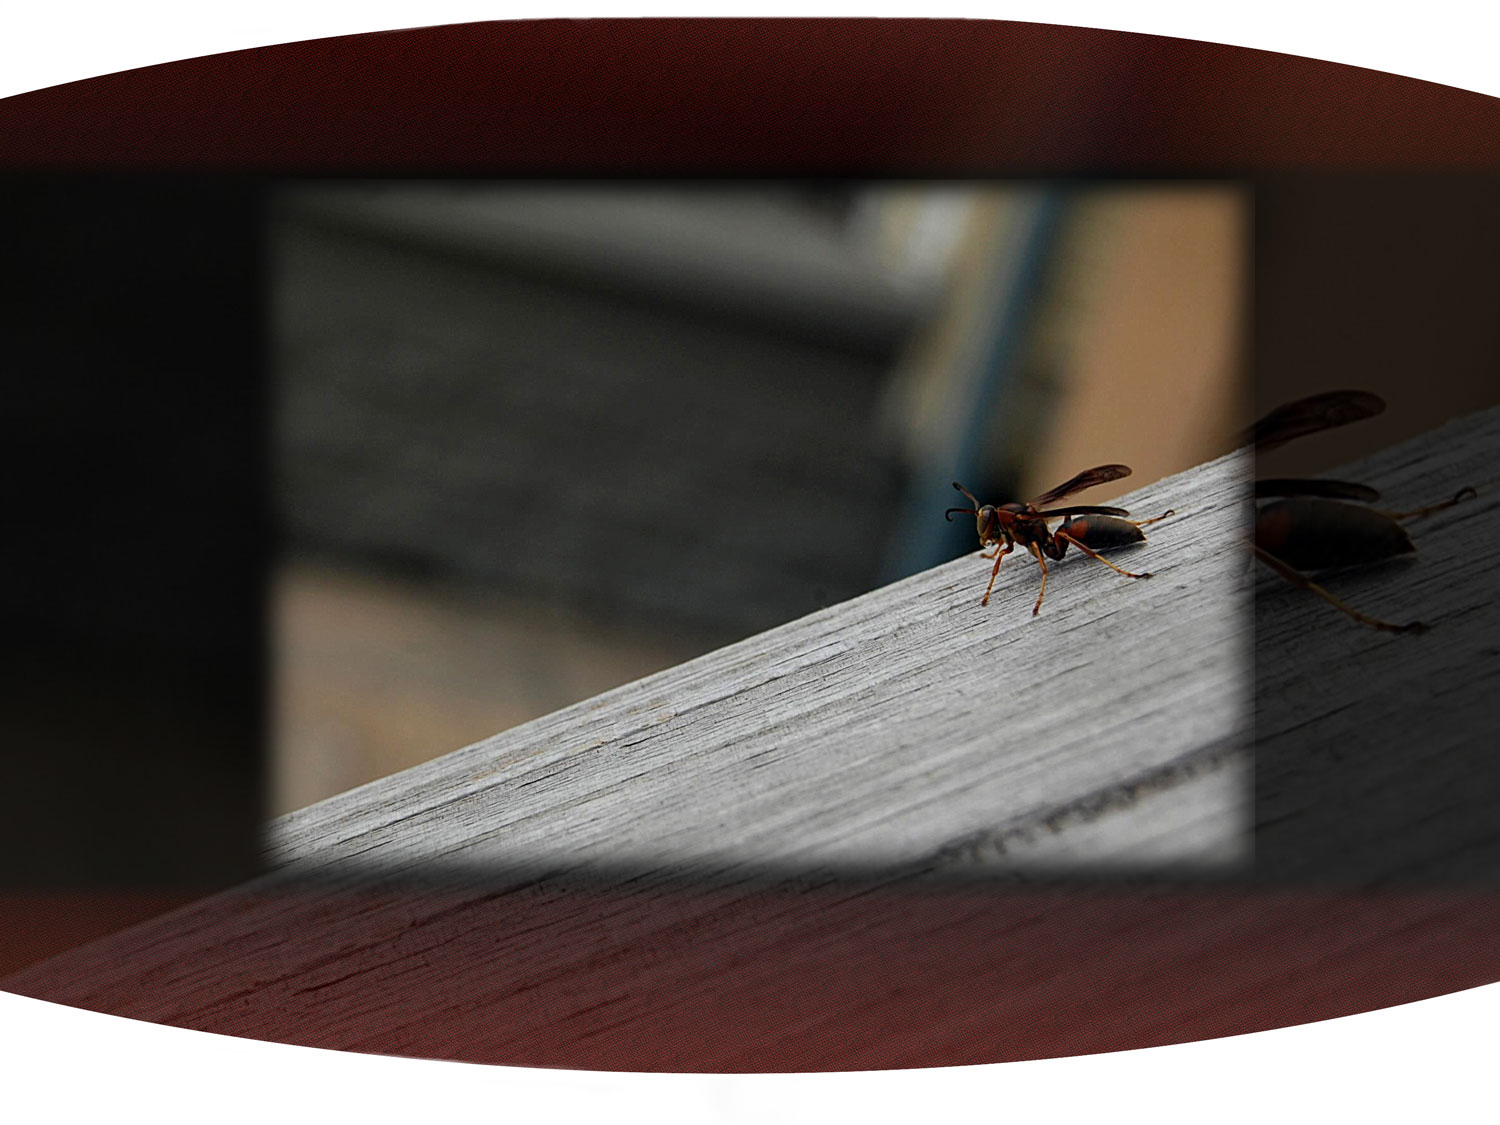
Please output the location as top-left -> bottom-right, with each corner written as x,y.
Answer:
1,20 -> 1498,171
4,884 -> 1498,1071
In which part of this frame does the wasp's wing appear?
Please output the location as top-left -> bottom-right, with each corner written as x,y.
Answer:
1035,504 -> 1131,519
1249,390 -> 1385,452
1255,478 -> 1381,502
1028,464 -> 1132,508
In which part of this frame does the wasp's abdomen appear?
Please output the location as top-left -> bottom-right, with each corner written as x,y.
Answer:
1058,515 -> 1147,552
1256,498 -> 1415,571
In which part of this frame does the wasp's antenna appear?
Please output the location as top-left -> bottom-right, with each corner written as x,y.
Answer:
951,481 -> 981,507
947,482 -> 982,522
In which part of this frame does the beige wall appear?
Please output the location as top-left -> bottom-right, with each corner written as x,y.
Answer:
1025,187 -> 1245,504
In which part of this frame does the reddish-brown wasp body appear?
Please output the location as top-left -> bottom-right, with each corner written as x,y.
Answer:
946,464 -> 1173,615
1251,390 -> 1476,633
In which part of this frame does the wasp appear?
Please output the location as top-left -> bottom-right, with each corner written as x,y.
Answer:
946,465 -> 1173,615
1251,390 -> 1476,633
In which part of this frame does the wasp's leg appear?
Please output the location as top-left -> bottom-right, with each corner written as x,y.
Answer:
1055,531 -> 1154,581
980,544 -> 1014,606
1385,487 -> 1476,522
1026,543 -> 1050,615
1128,509 -> 1175,529
1251,543 -> 1426,633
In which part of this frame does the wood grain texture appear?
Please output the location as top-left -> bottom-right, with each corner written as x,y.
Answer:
268,449 -> 1250,881
6,411 -> 1500,1072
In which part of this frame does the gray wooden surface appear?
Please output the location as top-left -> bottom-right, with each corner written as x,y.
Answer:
270,450 -> 1252,880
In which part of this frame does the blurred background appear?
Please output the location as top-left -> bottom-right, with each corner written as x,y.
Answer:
270,181 -> 1246,813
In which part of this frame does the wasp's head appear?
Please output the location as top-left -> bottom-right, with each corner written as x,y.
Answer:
975,504 -> 1006,545
946,483 -> 1008,547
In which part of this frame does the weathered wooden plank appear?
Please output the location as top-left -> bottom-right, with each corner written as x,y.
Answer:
269,449 -> 1251,879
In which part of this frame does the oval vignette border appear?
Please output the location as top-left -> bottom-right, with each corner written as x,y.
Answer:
2,18 -> 1499,1072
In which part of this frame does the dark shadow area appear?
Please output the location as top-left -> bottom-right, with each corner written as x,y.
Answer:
0,176 -> 266,890
1251,174 -> 1500,886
